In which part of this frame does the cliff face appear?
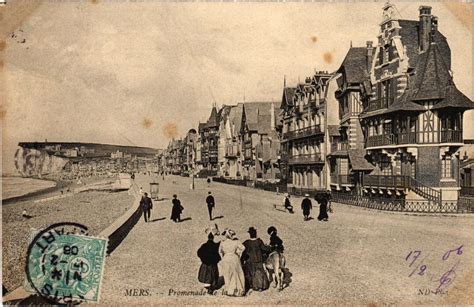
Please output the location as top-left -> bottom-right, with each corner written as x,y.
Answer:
14,147 -> 69,178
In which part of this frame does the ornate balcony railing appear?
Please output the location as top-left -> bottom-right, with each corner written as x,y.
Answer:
288,153 -> 323,165
284,125 -> 323,141
225,144 -> 239,158
365,130 -> 463,148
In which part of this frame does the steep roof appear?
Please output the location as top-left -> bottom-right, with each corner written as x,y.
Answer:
398,20 -> 450,70
227,104 -> 244,135
206,106 -> 219,128
281,87 -> 296,109
337,47 -> 372,84
243,102 -> 275,134
348,149 -> 374,171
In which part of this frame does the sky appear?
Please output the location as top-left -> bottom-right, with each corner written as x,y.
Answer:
1,0 -> 473,174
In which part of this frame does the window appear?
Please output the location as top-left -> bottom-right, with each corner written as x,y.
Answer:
441,155 -> 453,179
339,158 -> 349,175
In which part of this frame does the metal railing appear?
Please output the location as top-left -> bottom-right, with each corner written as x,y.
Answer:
331,142 -> 349,153
332,191 -> 468,213
284,125 -> 323,141
366,130 -> 463,147
461,186 -> 474,196
288,153 -> 323,165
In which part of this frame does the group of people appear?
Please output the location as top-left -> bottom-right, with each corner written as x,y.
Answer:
197,225 -> 284,296
139,192 -> 184,223
283,192 -> 332,222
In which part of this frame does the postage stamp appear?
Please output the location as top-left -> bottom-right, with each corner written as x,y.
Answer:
25,222 -> 107,303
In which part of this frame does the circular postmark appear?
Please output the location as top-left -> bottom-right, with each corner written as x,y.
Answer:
25,222 -> 108,304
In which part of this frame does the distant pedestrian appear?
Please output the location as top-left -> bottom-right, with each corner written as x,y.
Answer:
197,232 -> 221,294
140,192 -> 153,223
207,177 -> 211,187
316,192 -> 330,222
171,194 -> 184,223
301,194 -> 312,221
206,191 -> 215,220
139,187 -> 144,196
283,193 -> 294,213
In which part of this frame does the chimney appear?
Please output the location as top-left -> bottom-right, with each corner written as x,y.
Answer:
366,41 -> 373,72
419,5 -> 432,52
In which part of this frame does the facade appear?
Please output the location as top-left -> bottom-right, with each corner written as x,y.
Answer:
218,104 -> 244,178
197,106 -> 220,176
240,102 -> 281,181
358,4 -> 473,202
328,45 -> 375,193
280,72 -> 332,196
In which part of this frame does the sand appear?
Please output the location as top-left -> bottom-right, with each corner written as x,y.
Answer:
1,190 -> 134,291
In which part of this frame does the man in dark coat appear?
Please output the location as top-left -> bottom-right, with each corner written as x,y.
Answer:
301,193 -> 312,221
140,192 -> 153,223
197,232 -> 221,294
171,194 -> 183,222
206,191 -> 215,220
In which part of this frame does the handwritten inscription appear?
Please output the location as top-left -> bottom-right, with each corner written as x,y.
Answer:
405,245 -> 463,294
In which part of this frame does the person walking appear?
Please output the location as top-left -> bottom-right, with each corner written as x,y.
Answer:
140,192 -> 153,223
197,231 -> 221,294
206,191 -> 215,221
139,186 -> 144,196
317,192 -> 330,222
283,193 -> 294,213
219,229 -> 246,297
301,194 -> 313,221
170,194 -> 184,223
241,227 -> 270,292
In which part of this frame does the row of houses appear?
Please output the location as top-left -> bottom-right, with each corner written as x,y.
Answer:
160,101 -> 282,181
159,4 -> 473,203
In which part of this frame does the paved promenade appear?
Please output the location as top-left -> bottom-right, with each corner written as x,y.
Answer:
100,175 -> 474,304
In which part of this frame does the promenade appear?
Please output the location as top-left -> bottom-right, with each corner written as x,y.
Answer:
100,175 -> 474,304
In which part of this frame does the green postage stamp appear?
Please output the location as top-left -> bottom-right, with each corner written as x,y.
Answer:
26,224 -> 108,303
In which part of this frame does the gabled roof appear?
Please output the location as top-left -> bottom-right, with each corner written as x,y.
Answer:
431,85 -> 474,110
206,106 -> 219,128
337,47 -> 372,84
227,104 -> 243,135
412,42 -> 452,101
242,102 -> 275,134
281,87 -> 296,109
398,20 -> 450,70
348,149 -> 374,171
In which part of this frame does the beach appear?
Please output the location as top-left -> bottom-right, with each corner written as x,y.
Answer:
2,177 -> 57,201
1,189 -> 134,291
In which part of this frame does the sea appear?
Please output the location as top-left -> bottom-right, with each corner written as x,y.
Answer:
2,177 -> 57,201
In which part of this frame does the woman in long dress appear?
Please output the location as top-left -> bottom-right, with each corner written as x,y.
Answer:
317,193 -> 329,221
218,229 -> 246,296
242,227 -> 270,292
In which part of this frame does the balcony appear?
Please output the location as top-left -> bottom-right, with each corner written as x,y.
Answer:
288,153 -> 324,165
331,142 -> 349,153
284,125 -> 323,141
362,175 -> 410,189
365,130 -> 463,148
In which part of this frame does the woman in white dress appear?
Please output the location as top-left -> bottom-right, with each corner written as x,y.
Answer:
218,229 -> 246,296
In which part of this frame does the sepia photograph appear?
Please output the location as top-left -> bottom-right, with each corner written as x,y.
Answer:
1,0 -> 473,305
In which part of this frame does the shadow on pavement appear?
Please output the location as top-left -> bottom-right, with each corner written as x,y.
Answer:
211,215 -> 224,220
150,217 -> 166,222
180,217 -> 192,222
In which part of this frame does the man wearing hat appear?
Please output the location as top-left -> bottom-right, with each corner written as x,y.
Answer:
140,192 -> 153,223
301,193 -> 313,221
242,227 -> 270,292
206,191 -> 215,221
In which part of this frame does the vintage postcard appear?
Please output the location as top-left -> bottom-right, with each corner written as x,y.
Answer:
1,0 -> 473,305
